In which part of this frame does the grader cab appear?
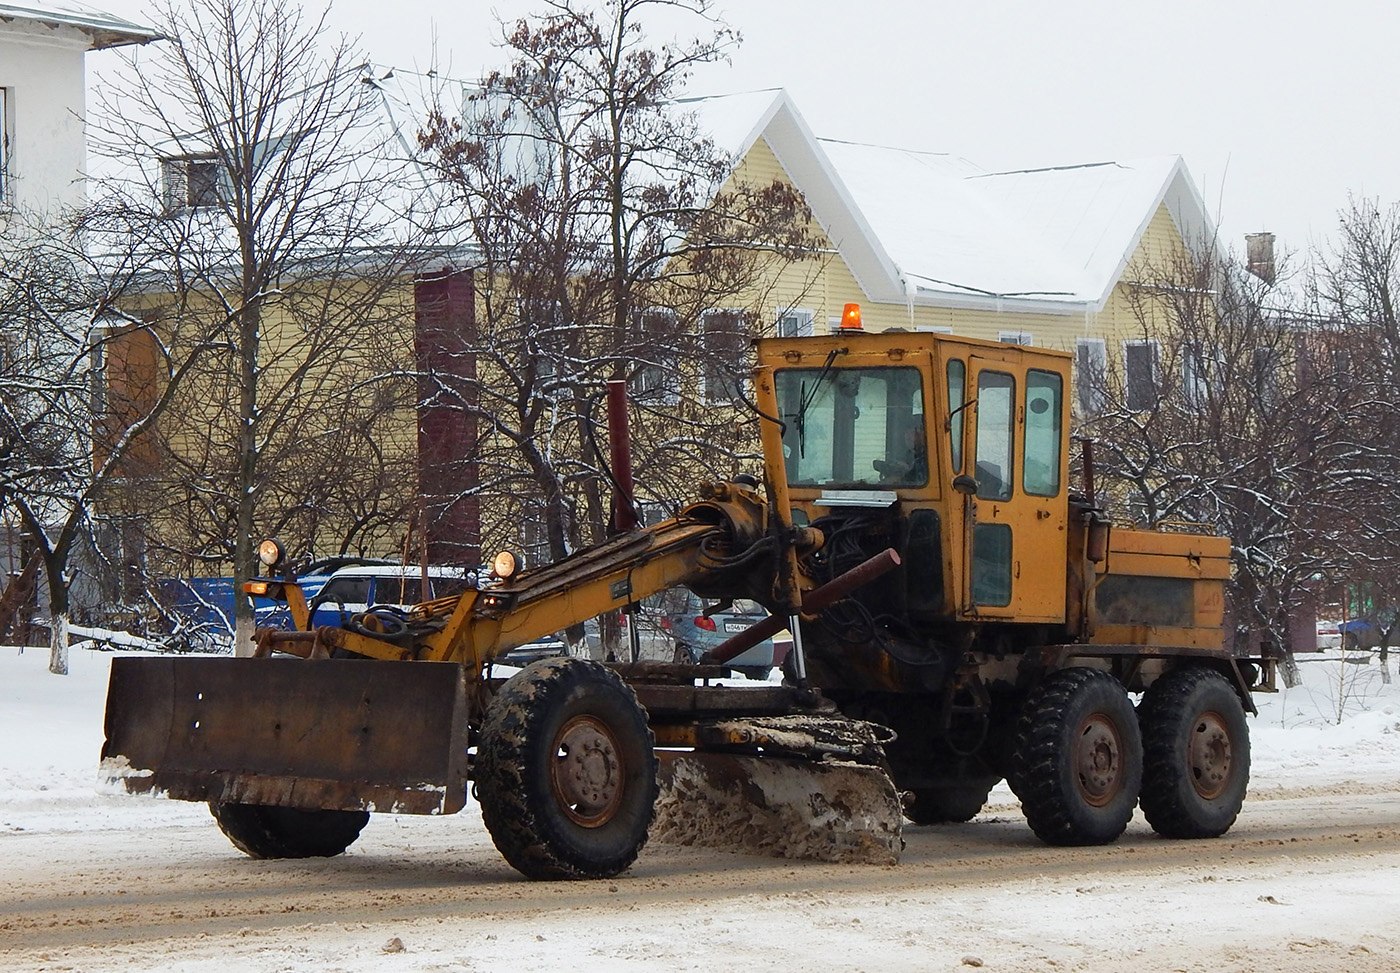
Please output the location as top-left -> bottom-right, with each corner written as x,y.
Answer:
102,311 -> 1275,880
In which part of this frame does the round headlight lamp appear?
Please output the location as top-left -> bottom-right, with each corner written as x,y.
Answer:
490,549 -> 521,580
257,537 -> 286,570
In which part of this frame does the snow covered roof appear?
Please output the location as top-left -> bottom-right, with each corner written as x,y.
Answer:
682,89 -> 1214,315
0,1 -> 158,50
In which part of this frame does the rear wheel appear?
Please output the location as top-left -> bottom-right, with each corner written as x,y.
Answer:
209,802 -> 369,859
476,658 -> 658,880
1012,667 -> 1142,846
1138,667 -> 1249,838
904,778 -> 997,825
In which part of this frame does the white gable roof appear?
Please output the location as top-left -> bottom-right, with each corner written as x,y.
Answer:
0,2 -> 157,49
684,89 -> 1213,316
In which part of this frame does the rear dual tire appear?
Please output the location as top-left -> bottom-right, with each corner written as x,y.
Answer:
1138,667 -> 1249,839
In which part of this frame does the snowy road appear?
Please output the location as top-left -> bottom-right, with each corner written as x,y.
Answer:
5,783 -> 1400,971
5,646 -> 1400,971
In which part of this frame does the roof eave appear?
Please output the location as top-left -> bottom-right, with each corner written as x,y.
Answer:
1086,156 -> 1217,308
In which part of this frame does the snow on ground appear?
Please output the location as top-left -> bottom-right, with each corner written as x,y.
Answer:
4,645 -> 1400,972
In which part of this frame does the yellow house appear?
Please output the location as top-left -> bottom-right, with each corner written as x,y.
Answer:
684,89 -> 1215,416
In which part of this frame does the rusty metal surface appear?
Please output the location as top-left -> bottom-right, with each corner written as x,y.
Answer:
101,657 -> 470,815
632,683 -> 835,721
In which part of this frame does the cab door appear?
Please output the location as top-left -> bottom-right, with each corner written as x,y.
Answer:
963,355 -> 1069,622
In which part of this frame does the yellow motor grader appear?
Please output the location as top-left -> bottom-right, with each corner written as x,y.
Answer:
101,308 -> 1277,880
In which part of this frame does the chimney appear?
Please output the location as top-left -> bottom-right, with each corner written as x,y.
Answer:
1245,232 -> 1276,285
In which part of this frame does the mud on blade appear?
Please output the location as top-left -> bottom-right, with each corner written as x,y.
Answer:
649,715 -> 904,865
101,657 -> 471,815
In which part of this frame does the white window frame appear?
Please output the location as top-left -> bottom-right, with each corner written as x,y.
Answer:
700,308 -> 748,405
915,325 -> 955,335
1124,339 -> 1160,412
630,307 -> 680,406
1075,337 -> 1107,416
1181,346 -> 1213,409
0,88 -> 12,206
1252,345 -> 1279,406
998,330 -> 1034,346
162,154 -> 224,213
775,307 -> 814,338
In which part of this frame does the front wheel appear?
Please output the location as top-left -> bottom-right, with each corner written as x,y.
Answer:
476,658 -> 658,880
209,802 -> 369,859
1138,667 -> 1250,838
1012,667 -> 1142,846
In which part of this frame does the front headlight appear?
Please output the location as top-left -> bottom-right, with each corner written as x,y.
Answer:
491,549 -> 521,580
257,537 -> 286,570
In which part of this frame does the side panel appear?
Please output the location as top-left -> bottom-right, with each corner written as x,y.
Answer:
1088,528 -> 1230,650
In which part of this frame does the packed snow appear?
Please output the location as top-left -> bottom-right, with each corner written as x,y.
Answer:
3,644 -> 1400,972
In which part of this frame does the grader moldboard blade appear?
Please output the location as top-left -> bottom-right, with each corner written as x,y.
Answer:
649,715 -> 904,865
100,656 -> 471,815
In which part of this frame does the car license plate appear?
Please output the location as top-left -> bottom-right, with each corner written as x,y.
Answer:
723,620 -> 748,633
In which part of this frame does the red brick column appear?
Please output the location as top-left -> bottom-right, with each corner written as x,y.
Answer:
413,268 -> 481,566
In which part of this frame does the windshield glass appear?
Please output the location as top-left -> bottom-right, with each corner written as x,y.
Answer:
775,366 -> 926,488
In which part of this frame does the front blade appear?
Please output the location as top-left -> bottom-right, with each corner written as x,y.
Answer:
101,657 -> 470,815
651,751 -> 903,865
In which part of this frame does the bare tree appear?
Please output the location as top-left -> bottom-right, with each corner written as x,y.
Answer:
0,211 -> 221,673
417,0 -> 819,600
1306,197 -> 1400,652
88,0 -> 432,653
1082,243 -> 1365,664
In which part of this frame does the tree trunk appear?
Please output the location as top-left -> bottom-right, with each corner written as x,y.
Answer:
48,612 -> 69,675
233,296 -> 261,657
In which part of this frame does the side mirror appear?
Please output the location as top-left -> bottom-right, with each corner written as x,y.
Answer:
952,474 -> 978,496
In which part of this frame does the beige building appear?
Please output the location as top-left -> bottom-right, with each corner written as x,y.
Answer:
686,89 -> 1213,415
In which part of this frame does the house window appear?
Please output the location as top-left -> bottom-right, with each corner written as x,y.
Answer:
775,307 -> 814,338
998,331 -> 1034,346
1181,346 -> 1214,408
1252,346 -> 1279,406
1124,340 -> 1158,411
630,308 -> 680,405
162,155 -> 222,212
1075,338 -> 1107,416
701,309 -> 748,404
0,88 -> 11,205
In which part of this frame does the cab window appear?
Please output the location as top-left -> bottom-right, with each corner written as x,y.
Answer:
1024,370 -> 1062,497
947,359 -> 966,474
974,371 -> 1014,501
775,366 -> 926,488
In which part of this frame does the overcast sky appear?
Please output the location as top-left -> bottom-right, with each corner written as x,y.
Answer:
97,0 -> 1399,266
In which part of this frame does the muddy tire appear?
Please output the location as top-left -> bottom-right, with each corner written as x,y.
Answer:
1138,667 -> 1249,839
1013,667 -> 1142,846
209,802 -> 369,859
477,658 -> 658,880
904,778 -> 997,825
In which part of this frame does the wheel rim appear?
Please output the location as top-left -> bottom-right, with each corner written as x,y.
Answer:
1075,714 -> 1125,807
1187,710 -> 1232,800
550,715 -> 625,827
